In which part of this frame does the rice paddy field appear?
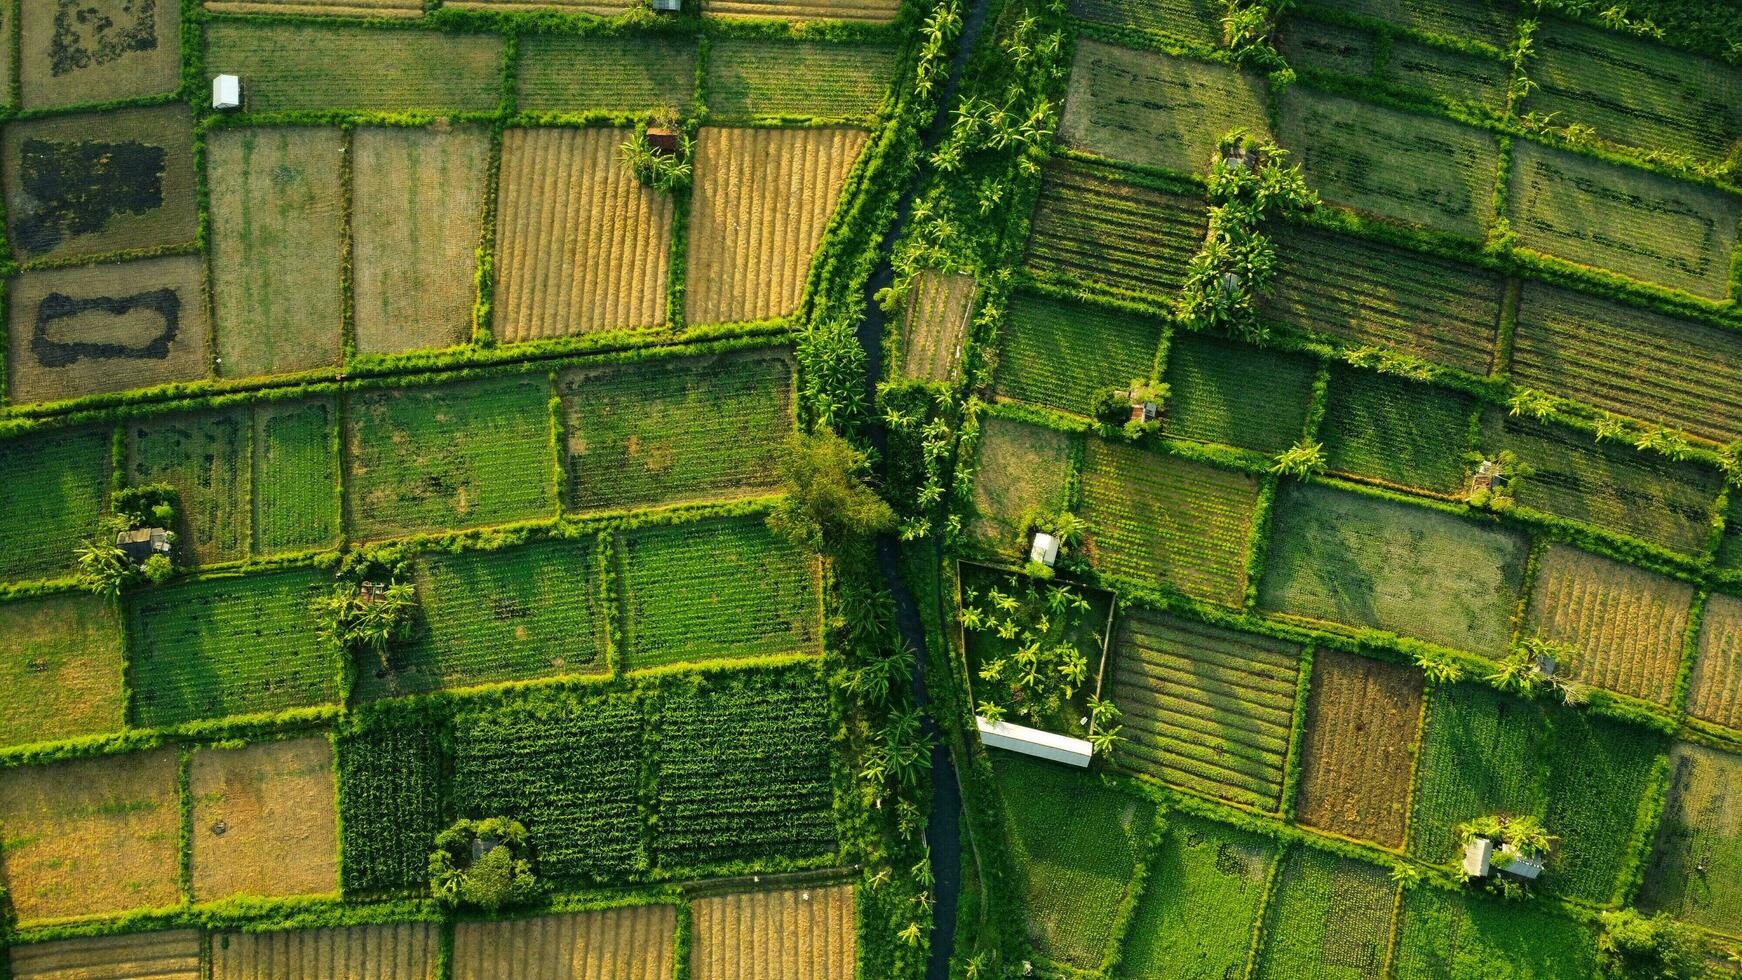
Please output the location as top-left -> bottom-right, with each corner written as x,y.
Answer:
1523,544 -> 1695,706
1160,332 -> 1316,455
0,593 -> 126,749
204,23 -> 505,113
1120,813 -> 1277,978
1637,742 -> 1742,933
1294,650 -> 1424,848
1252,847 -> 1397,980
1688,592 -> 1742,731
9,930 -> 201,980
19,0 -> 181,109
516,34 -> 699,114
189,738 -> 341,902
966,415 -> 1075,557
900,268 -> 977,382
1069,0 -> 1223,48
451,906 -> 675,980
0,426 -> 111,581
706,39 -> 899,122
1024,160 -> 1206,299
1319,367 -> 1477,494
211,923 -> 439,980
992,290 -> 1161,416
1392,886 -> 1598,979
690,885 -> 857,979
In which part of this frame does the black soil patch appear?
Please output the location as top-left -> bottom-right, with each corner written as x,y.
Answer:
51,0 -> 160,77
32,287 -> 181,367
16,137 -> 165,254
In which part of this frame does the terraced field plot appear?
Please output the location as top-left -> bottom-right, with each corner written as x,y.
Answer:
0,426 -> 110,581
8,931 -> 199,980
1161,333 -> 1316,455
1385,37 -> 1510,108
1253,847 -> 1397,980
1523,544 -> 1695,706
1109,610 -> 1302,810
1120,814 -> 1277,978
1507,139 -> 1741,300
691,885 -> 856,980
448,0 -> 635,12
205,23 -> 504,112
20,0 -> 181,108
900,268 -> 977,382
967,416 -> 1075,558
1059,40 -> 1271,175
493,126 -> 674,341
1319,368 -> 1476,494
452,906 -> 676,980
0,593 -> 125,749
1025,160 -> 1205,299
190,738 -> 340,902
1638,742 -> 1742,933
1277,86 -> 1500,238
1279,18 -> 1375,79
252,399 -> 341,554
337,713 -> 444,893
702,0 -> 902,21
1392,887 -> 1597,979
1688,593 -> 1742,731
707,39 -> 898,121
1079,438 -> 1260,605
1260,482 -> 1527,654
212,923 -> 439,979
517,34 -> 698,113
128,407 -> 253,564
1069,0 -> 1223,47
1294,650 -> 1423,848
205,0 -> 424,13
993,291 -> 1161,416
1323,0 -> 1515,48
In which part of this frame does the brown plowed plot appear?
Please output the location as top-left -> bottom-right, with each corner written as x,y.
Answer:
452,905 -> 676,980
685,127 -> 868,324
900,269 -> 976,382
1263,225 -> 1501,375
1510,281 -> 1742,444
9,930 -> 200,980
1689,593 -> 1742,730
1110,611 -> 1302,811
353,127 -> 490,356
206,0 -> 423,15
1025,160 -> 1205,299
1525,544 -> 1694,706
1295,651 -> 1423,848
0,748 -> 180,923
212,922 -> 439,979
21,0 -> 180,108
7,255 -> 208,406
703,0 -> 900,22
493,127 -> 673,342
692,884 -> 857,979
190,738 -> 340,903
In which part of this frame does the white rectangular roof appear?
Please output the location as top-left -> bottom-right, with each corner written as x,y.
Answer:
976,716 -> 1093,768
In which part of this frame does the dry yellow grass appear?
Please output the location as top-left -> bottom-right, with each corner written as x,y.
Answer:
691,884 -> 857,979
0,749 -> 180,923
1688,592 -> 1742,730
211,922 -> 439,979
493,127 -> 673,343
8,929 -> 200,980
448,0 -> 634,12
703,0 -> 900,21
451,904 -> 676,979
1526,544 -> 1694,706
1295,652 -> 1422,849
20,0 -> 181,109
353,126 -> 490,355
900,269 -> 976,382
190,737 -> 340,903
206,0 -> 422,15
685,126 -> 869,325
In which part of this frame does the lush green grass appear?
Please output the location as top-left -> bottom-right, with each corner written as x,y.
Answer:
1025,160 -> 1206,300
126,568 -> 338,727
252,400 -> 339,555
356,539 -> 608,701
1259,482 -> 1528,654
1253,846 -> 1397,980
1320,367 -> 1476,494
205,22 -> 503,112
346,375 -> 557,540
1317,0 -> 1516,48
1384,36 -> 1511,109
1279,18 -> 1376,78
1161,332 -> 1317,455
516,33 -> 697,114
993,291 -> 1162,417
129,408 -> 251,564
337,710 -> 445,894
994,754 -> 1157,971
1120,813 -> 1276,979
1392,885 -> 1598,979
967,416 -> 1076,559
0,593 -> 125,748
616,515 -> 821,670
705,39 -> 898,120
559,351 -> 793,513
1069,0 -> 1224,47
0,426 -> 109,581
1638,742 -> 1742,933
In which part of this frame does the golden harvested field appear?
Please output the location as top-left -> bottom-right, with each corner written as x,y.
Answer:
691,884 -> 857,979
686,126 -> 869,325
1295,651 -> 1423,848
20,0 -> 180,109
208,128 -> 345,379
353,127 -> 490,356
0,593 -> 125,749
212,922 -> 439,979
703,0 -> 901,21
8,930 -> 200,980
0,748 -> 181,922
493,127 -> 673,342
7,255 -> 209,406
1685,593 -> 1742,730
1525,544 -> 1694,706
451,904 -> 677,980
448,0 -> 634,13
190,737 -> 340,903
900,269 -> 976,382
206,0 -> 423,15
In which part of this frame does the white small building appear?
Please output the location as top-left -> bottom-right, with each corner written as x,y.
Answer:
650,0 -> 682,10
213,74 -> 242,111
976,716 -> 1093,768
1496,843 -> 1544,880
1463,836 -> 1544,880
1030,532 -> 1059,567
1462,837 -> 1494,877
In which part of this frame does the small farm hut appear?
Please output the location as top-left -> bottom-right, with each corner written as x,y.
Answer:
1222,143 -> 1258,171
1462,837 -> 1494,876
1471,459 -> 1508,492
1030,532 -> 1059,568
646,125 -> 681,157
651,0 -> 683,11
116,527 -> 171,563
1463,836 -> 1545,881
213,74 -> 241,111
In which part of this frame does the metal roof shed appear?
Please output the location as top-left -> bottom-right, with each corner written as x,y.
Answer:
976,716 -> 1093,768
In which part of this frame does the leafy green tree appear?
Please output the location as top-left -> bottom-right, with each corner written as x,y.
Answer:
429,818 -> 540,912
1597,910 -> 1704,979
313,578 -> 417,662
766,431 -> 897,554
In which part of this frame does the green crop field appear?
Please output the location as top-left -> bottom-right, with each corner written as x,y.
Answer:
706,39 -> 898,121
1384,37 -> 1511,109
252,400 -> 339,555
1278,18 -> 1376,80
993,291 -> 1161,416
0,427 -> 110,582
1024,160 -> 1206,299
205,23 -> 504,112
1069,0 -> 1223,46
1320,367 -> 1476,494
1079,438 -> 1260,605
1321,0 -> 1516,48
1109,610 -> 1302,810
337,711 -> 445,894
125,568 -> 338,727
1638,742 -> 1742,933
1160,332 -> 1317,455
1121,813 -> 1277,978
1253,847 -> 1397,980
0,593 -> 125,749
967,416 -> 1076,558
1393,886 -> 1598,979
516,33 -> 698,114
128,407 -> 253,565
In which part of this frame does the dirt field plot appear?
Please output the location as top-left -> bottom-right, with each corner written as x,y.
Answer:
191,738 -> 340,902
1263,225 -> 1502,375
205,23 -> 503,112
900,269 -> 976,382
253,400 -> 340,555
1323,0 -> 1515,47
127,568 -> 337,727
1025,160 -> 1205,299
1294,651 -> 1422,847
1121,813 -> 1276,978
1059,40 -> 1270,176
357,539 -> 607,700
0,593 -> 124,749
493,127 -> 673,342
967,416 -> 1074,558
205,0 -> 423,15
686,126 -> 868,324
1278,86 -> 1499,238
1393,887 -> 1596,979
702,0 -> 901,21
1260,482 -> 1528,654
1110,610 -> 1302,810
212,923 -> 439,980
353,127 -> 489,356
5,104 -> 197,264
993,291 -> 1161,416
692,885 -> 855,979
1689,593 -> 1742,730
20,0 -> 179,108
345,374 -> 557,540
452,906 -> 676,980
1321,368 -> 1476,494
128,407 -> 252,563
517,33 -> 697,114
208,127 -> 344,379
1070,0 -> 1223,47
8,930 -> 200,980
1254,847 -> 1396,980
1079,438 -> 1259,605
707,39 -> 898,121
1524,544 -> 1694,706
1507,139 -> 1741,300
560,350 -> 794,512
0,426 -> 110,581
1161,333 -> 1316,455
1638,742 -> 1742,933
7,256 -> 208,407
0,748 -> 180,922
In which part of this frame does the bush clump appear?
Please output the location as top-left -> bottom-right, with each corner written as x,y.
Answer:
429,817 -> 540,912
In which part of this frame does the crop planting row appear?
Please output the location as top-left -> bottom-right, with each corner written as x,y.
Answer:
1689,594 -> 1742,731
452,905 -> 675,980
706,39 -> 899,121
1319,367 -> 1476,494
1069,0 -> 1223,46
701,0 -> 902,22
1161,333 -> 1316,455
1524,544 -> 1695,706
1320,0 -> 1515,48
900,269 -> 978,383
338,712 -> 447,894
1281,18 -> 1510,110
993,291 -> 1161,416
8,930 -> 200,980
1295,650 -> 1424,848
1024,160 -> 1206,299
210,923 -> 439,980
1253,847 -> 1397,979
691,885 -> 856,980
